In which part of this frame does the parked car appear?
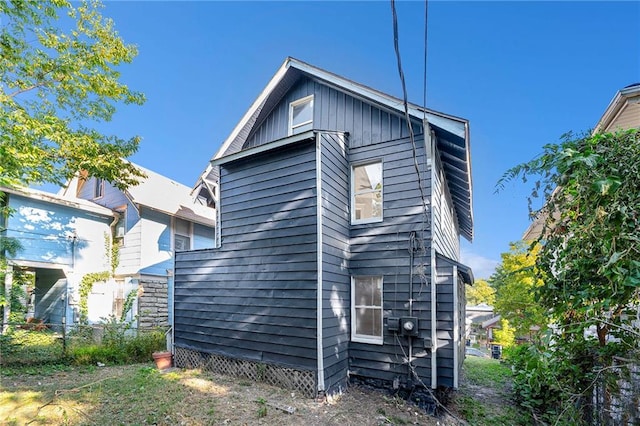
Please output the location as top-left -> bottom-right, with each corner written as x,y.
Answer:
465,347 -> 490,358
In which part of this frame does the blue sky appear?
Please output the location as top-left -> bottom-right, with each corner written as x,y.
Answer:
95,1 -> 639,279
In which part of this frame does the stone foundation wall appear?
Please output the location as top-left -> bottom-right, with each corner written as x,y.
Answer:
138,278 -> 169,329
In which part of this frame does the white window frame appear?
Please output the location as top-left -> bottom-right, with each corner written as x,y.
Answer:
351,276 -> 384,345
288,95 -> 314,136
114,207 -> 127,246
94,178 -> 105,199
174,218 -> 192,252
351,160 -> 384,225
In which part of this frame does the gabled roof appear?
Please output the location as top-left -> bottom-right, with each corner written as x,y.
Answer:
524,83 -> 640,241
2,185 -> 114,217
124,164 -> 215,227
206,57 -> 473,240
594,83 -> 640,133
59,163 -> 215,227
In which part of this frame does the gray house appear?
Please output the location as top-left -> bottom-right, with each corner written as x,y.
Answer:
174,57 -> 474,397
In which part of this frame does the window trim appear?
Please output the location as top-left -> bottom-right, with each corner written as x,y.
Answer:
173,218 -> 192,252
351,160 -> 384,225
114,206 -> 127,246
93,178 -> 105,199
288,95 -> 314,136
351,276 -> 384,345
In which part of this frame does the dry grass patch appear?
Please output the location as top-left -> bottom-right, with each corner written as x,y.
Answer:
1,363 -> 461,425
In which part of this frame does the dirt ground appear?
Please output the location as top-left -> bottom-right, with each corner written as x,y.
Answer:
1,363 -> 468,425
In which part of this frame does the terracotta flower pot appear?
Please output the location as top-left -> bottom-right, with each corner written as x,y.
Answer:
152,351 -> 173,370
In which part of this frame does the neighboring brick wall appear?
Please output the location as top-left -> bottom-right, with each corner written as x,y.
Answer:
138,278 -> 169,328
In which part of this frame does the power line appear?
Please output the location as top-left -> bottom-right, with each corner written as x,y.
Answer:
390,0 -> 429,224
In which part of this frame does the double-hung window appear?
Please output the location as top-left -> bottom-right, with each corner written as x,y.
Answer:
289,95 -> 313,135
351,161 -> 383,224
351,276 -> 383,344
174,218 -> 191,252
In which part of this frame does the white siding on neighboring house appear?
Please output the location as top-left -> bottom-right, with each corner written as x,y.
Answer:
605,101 -> 640,131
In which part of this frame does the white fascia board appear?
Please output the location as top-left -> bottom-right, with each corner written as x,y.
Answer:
212,58 -> 292,161
211,130 -> 315,166
2,186 -> 114,218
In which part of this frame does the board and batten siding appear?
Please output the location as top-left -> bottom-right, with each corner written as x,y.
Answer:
174,140 -> 319,370
243,76 -> 423,151
318,132 -> 351,393
349,134 -> 435,385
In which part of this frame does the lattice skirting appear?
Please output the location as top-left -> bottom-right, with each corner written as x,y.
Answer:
174,346 -> 317,398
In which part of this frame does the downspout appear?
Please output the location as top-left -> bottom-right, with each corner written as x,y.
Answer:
315,132 -> 325,393
452,265 -> 459,389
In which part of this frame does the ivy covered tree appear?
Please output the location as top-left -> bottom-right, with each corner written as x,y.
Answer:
489,241 -> 546,337
0,0 -> 146,190
498,129 -> 640,423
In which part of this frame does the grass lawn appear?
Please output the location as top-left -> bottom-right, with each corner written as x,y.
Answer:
1,363 -> 445,425
454,356 -> 531,426
1,357 -> 530,425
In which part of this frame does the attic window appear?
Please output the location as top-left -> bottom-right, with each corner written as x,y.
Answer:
94,178 -> 105,199
289,95 -> 313,135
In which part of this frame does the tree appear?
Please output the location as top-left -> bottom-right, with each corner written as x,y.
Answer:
489,241 -> 546,337
1,0 -> 146,190
465,279 -> 496,306
493,318 -> 515,348
498,129 -> 640,423
1,0 -> 144,329
500,130 -> 640,348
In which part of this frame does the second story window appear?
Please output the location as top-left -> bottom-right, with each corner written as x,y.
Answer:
114,207 -> 126,246
351,161 -> 383,224
289,95 -> 313,135
94,178 -> 105,199
174,218 -> 191,252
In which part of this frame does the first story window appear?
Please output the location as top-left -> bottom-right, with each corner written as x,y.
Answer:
289,95 -> 313,135
351,161 -> 383,224
174,218 -> 191,252
351,276 -> 383,344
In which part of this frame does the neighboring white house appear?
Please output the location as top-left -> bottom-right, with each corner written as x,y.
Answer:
1,163 -> 215,331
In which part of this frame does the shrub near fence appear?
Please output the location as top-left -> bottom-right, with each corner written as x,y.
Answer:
0,322 -> 167,366
592,356 -> 640,426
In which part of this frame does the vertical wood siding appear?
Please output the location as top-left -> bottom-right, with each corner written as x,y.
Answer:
319,133 -> 350,393
348,135 -> 435,386
174,140 -> 319,370
243,76 -> 423,150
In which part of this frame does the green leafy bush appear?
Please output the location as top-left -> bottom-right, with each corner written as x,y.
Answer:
0,329 -> 64,365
